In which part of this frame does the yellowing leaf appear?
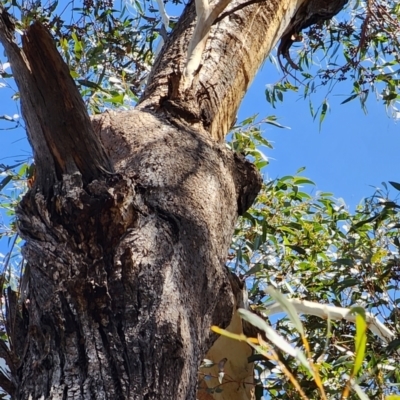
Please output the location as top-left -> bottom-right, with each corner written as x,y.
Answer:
371,248 -> 387,264
353,309 -> 367,376
211,326 -> 247,342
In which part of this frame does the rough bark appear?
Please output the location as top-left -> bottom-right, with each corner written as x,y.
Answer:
0,0 -> 310,399
0,21 -> 112,193
15,109 -> 260,399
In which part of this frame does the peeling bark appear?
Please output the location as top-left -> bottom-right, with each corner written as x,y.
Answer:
140,0 -> 307,141
0,0 -> 307,399
198,274 -> 255,400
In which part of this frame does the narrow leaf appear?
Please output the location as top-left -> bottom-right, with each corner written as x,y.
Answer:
0,175 -> 12,191
388,181 -> 400,191
265,288 -> 304,336
353,308 -> 367,376
238,308 -> 310,373
319,100 -> 328,131
341,93 -> 358,105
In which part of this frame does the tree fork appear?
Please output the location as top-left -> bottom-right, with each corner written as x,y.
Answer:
0,0 -> 328,397
139,0 -> 308,141
0,13 -> 262,395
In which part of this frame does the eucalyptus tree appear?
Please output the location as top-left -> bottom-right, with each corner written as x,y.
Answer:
0,0 -> 399,399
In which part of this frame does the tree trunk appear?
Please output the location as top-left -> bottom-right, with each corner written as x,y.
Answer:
15,109 -> 260,399
0,0 -> 305,399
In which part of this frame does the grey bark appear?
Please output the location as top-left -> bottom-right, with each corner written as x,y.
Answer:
15,110 -> 260,399
0,0 -> 310,398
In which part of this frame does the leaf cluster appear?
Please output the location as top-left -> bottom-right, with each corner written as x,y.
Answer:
227,134 -> 400,398
0,0 -> 171,112
267,0 -> 400,125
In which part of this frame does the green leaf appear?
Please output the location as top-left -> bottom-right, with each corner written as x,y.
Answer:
335,278 -> 358,291
237,309 -> 271,334
341,93 -> 358,105
388,181 -> 400,191
309,100 -> 315,118
319,100 -> 328,131
240,115 -> 257,126
70,70 -> 79,79
238,308 -> 311,373
264,118 -> 290,129
286,245 -> 306,255
105,93 -> 124,105
71,32 -> 83,54
244,263 -> 263,276
0,175 -> 12,191
292,177 -> 315,186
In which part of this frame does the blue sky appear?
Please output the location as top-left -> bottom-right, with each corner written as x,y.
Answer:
239,59 -> 400,211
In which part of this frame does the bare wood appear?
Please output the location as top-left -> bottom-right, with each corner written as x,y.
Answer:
199,273 -> 255,400
266,298 -> 395,344
183,0 -> 231,88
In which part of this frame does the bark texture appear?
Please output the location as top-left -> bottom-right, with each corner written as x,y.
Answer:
139,0 -> 308,141
16,109 -> 260,399
0,21 -> 112,193
0,0 -> 307,398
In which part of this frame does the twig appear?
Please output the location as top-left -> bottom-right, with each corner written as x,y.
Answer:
265,298 -> 395,344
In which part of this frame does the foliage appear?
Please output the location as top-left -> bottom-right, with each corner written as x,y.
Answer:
0,160 -> 31,287
0,0 -> 399,398
0,0 -> 173,114
225,125 -> 400,398
267,0 -> 400,124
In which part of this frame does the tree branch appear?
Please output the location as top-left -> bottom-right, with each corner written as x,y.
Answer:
0,10 -> 112,193
153,0 -> 170,57
140,0 -> 307,141
0,370 -> 15,397
266,298 -> 395,344
182,0 -> 231,88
